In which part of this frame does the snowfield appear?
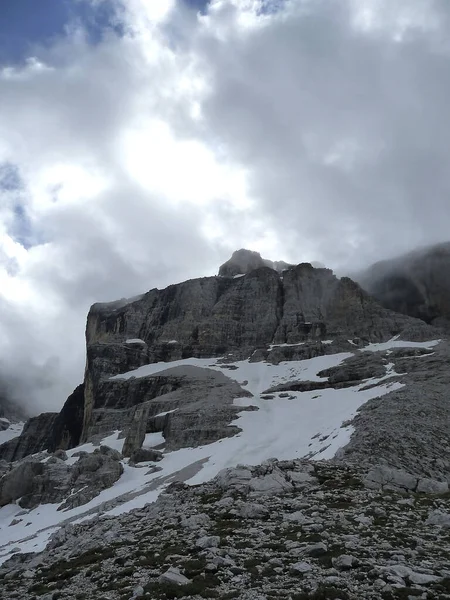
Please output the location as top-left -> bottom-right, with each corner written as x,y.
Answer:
0,422 -> 24,446
0,337 -> 440,565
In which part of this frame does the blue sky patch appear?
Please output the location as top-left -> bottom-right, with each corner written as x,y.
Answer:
0,163 -> 33,249
0,0 -> 123,67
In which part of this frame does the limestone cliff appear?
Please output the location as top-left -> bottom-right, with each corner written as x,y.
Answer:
0,251 -> 435,460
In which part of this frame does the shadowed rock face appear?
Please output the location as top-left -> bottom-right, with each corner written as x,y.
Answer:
0,385 -> 85,462
47,384 -> 85,453
359,242 -> 450,328
0,413 -> 59,462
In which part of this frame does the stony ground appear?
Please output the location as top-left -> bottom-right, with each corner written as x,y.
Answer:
2,460 -> 450,600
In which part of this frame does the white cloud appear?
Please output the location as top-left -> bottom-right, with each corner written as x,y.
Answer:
1,0 -> 450,414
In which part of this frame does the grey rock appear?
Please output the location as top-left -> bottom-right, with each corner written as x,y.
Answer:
364,465 -> 418,492
216,466 -> 253,491
249,471 -> 293,495
283,510 -> 310,524
159,567 -> 192,585
52,449 -> 68,461
288,471 -> 314,485
237,502 -> 269,519
290,561 -> 313,574
180,513 -> 211,529
122,402 -> 152,458
132,584 -> 145,598
332,554 -> 358,570
416,478 -> 449,494
196,535 -> 220,549
59,448 -> 123,510
129,448 -> 163,463
302,542 -> 328,557
426,510 -> 450,527
0,461 -> 49,508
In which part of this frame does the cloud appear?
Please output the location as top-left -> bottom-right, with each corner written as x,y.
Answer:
1,0 -> 450,413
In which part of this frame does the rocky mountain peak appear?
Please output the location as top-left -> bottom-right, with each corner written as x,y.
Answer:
218,248 -> 294,277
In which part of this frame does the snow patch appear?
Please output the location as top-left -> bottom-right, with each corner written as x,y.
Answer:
143,432 -> 165,448
364,337 -> 441,353
0,422 -> 24,445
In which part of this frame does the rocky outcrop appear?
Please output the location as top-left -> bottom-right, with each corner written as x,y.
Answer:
89,365 -> 254,455
359,242 -> 450,328
0,413 -> 59,462
0,446 -> 123,510
364,464 -> 449,494
0,385 -> 84,462
218,248 -> 269,277
47,384 -> 84,453
218,248 -> 293,277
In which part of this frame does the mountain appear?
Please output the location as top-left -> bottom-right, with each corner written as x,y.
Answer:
359,242 -> 450,328
0,249 -> 449,600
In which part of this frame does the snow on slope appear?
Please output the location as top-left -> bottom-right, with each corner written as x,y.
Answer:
0,422 -> 24,445
0,337 -> 440,565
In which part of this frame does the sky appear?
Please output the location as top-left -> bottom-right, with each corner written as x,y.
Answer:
1,0 -> 450,415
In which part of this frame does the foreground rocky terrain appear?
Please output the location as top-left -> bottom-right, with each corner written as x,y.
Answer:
1,249 -> 450,599
1,460 -> 450,600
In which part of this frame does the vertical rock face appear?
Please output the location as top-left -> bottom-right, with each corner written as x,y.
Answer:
359,242 -> 450,328
79,255 -> 431,443
47,384 -> 85,453
2,250 -> 435,457
0,413 -> 59,461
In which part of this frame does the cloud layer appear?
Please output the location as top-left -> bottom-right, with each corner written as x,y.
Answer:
1,0 -> 450,413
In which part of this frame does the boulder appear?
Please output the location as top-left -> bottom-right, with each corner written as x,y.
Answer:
0,461 -> 46,507
332,555 -> 358,570
215,466 -> 253,491
426,510 -> 450,528
364,466 -> 418,492
130,448 -> 163,463
249,471 -> 293,495
416,478 -> 449,494
290,561 -> 313,575
159,567 -> 192,586
196,535 -> 220,549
